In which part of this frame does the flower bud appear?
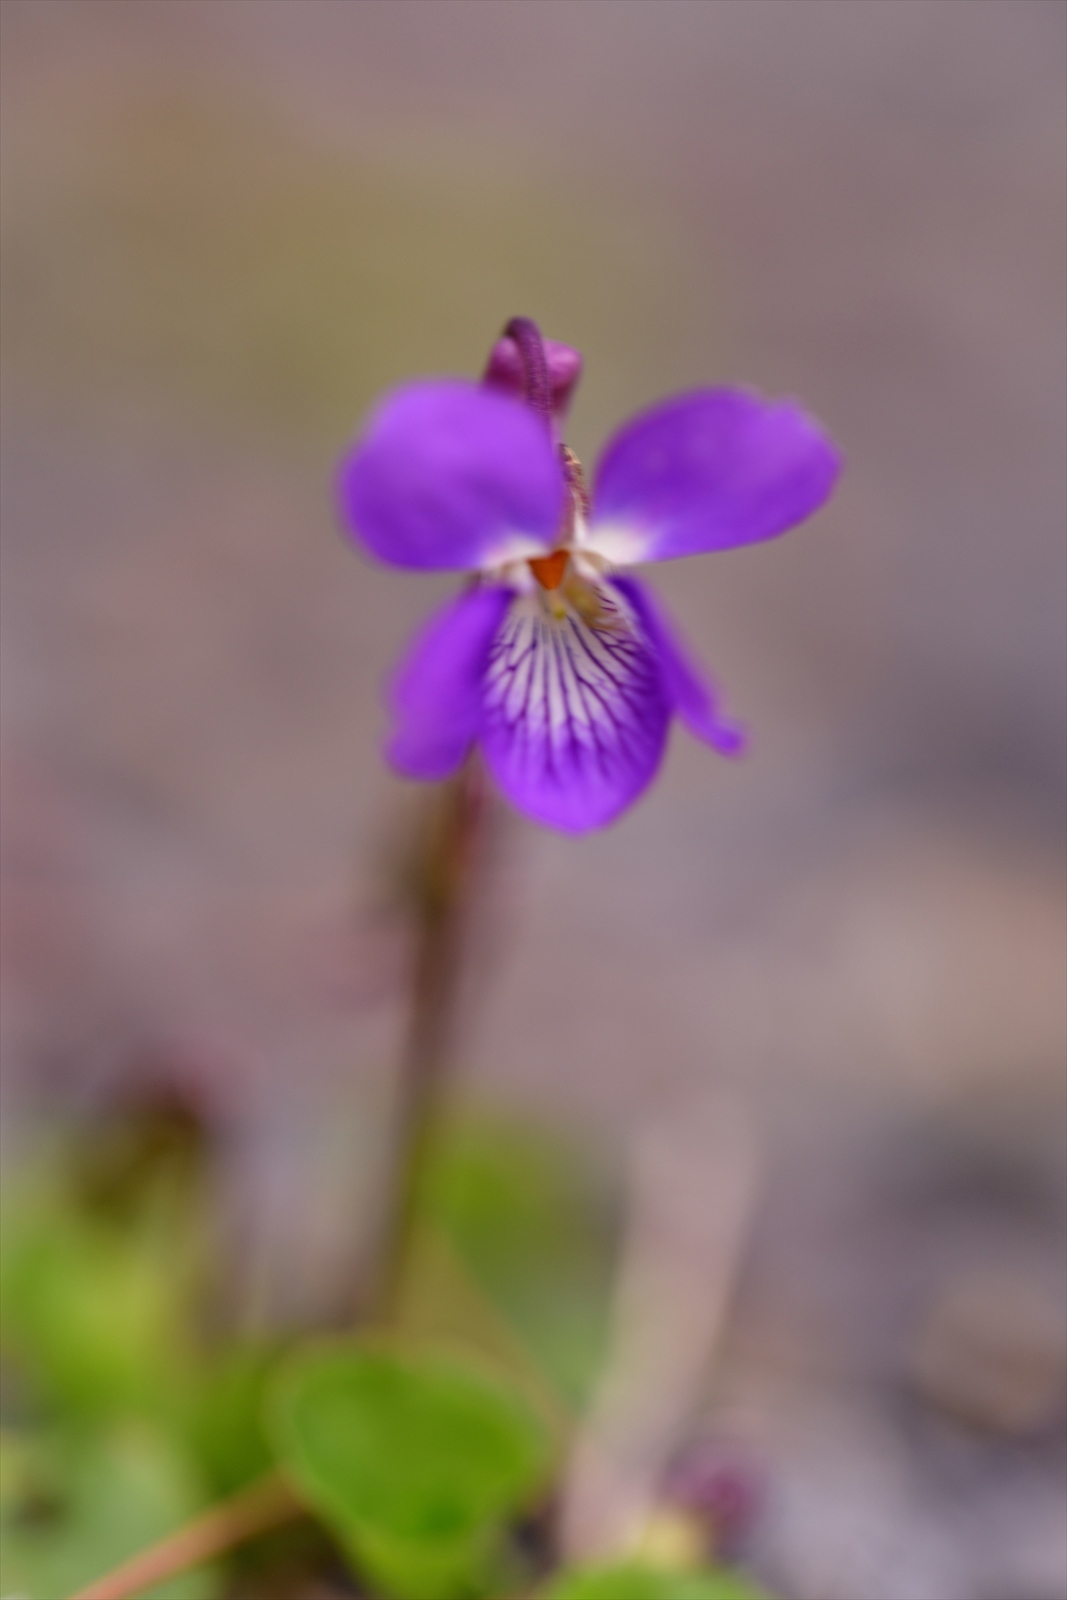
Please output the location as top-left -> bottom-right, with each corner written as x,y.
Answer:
663,1442 -> 765,1559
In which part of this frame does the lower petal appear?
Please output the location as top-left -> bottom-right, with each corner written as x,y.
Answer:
480,586 -> 670,832
611,574 -> 746,756
386,585 -> 513,780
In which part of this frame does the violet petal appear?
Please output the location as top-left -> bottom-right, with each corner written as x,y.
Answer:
613,574 -> 746,756
590,388 -> 841,564
338,380 -> 563,571
480,584 -> 670,832
386,584 -> 513,779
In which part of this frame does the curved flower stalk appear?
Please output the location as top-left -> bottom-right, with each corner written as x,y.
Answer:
337,319 -> 841,832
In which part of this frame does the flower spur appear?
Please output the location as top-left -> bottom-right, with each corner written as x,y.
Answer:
337,318 -> 840,833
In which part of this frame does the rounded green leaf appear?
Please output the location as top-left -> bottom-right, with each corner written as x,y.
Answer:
269,1340 -> 551,1599
0,1208 -> 192,1422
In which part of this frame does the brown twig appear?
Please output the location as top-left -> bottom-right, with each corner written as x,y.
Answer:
68,1471 -> 302,1600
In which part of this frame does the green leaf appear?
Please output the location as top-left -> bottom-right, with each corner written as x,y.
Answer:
269,1340 -> 552,1600
0,1424 -> 220,1600
542,1565 -> 773,1600
186,1341 -> 281,1496
0,1167 -> 199,1431
419,1117 -> 616,1406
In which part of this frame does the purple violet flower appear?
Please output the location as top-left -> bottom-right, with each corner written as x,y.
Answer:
337,319 -> 840,833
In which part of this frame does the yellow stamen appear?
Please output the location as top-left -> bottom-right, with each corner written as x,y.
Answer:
563,569 -> 608,627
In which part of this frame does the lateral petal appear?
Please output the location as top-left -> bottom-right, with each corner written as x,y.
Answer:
612,574 -> 746,756
589,388 -> 840,564
386,585 -> 513,780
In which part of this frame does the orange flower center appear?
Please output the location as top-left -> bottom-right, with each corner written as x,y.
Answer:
528,549 -> 569,590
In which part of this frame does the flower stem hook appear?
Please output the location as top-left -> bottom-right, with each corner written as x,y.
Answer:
499,315 -> 552,423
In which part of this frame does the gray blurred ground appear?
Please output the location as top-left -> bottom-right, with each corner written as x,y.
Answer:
1,4 -> 1065,1597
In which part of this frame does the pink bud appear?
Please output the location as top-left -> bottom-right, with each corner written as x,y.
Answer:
664,1442 -> 766,1558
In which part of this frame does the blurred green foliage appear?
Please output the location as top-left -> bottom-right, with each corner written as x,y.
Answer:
0,1096 -> 273,1594
416,1116 -> 617,1408
542,1562 -> 770,1600
270,1340 -> 551,1599
1,1194 -> 196,1426
0,1424 -> 219,1599
0,1101 -> 765,1596
0,1104 -> 602,1594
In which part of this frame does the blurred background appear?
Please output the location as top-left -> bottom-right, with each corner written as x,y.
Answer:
1,3 -> 1065,1598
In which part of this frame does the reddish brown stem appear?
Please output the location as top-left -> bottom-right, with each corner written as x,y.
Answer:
69,1472 -> 301,1600
367,759 -> 489,1322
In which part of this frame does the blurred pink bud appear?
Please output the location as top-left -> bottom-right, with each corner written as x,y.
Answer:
663,1441 -> 766,1558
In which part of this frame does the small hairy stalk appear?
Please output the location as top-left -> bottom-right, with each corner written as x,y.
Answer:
500,315 -> 552,422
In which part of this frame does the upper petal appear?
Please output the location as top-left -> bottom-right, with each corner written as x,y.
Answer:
588,388 -> 841,564
480,585 -> 670,833
337,380 -> 564,571
610,574 -> 746,756
386,584 -> 513,780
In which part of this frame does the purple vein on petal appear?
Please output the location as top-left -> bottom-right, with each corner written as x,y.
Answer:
480,586 -> 670,832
